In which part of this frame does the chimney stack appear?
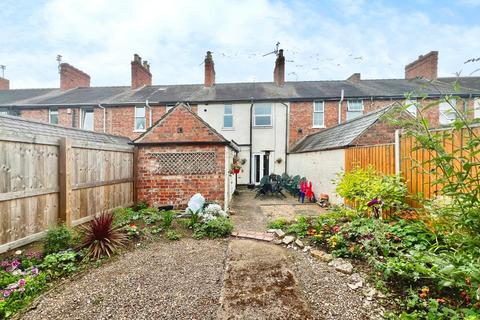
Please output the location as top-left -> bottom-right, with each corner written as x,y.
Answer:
274,49 -> 285,86
405,51 -> 438,80
347,73 -> 361,83
60,63 -> 90,90
131,54 -> 152,89
204,51 -> 215,87
0,77 -> 9,90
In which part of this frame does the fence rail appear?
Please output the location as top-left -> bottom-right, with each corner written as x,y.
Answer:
0,133 -> 134,253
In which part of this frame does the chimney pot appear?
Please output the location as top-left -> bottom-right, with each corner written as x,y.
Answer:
405,51 -> 438,80
131,54 -> 152,89
0,77 -> 9,90
59,63 -> 90,90
273,49 -> 285,86
204,51 -> 215,87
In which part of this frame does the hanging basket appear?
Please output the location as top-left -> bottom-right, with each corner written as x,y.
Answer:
232,168 -> 241,174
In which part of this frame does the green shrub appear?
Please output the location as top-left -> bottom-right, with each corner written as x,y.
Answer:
286,216 -> 311,238
193,217 -> 234,239
336,166 -> 408,213
267,218 -> 289,230
160,211 -> 176,229
165,230 -> 181,241
41,251 -> 79,278
43,225 -> 74,254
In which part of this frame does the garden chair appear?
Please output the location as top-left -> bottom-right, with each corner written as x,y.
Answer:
254,175 -> 271,198
286,175 -> 301,195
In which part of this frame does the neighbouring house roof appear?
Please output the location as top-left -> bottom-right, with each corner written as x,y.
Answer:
1,77 -> 479,108
133,103 -> 239,151
0,114 -> 131,145
289,105 -> 399,153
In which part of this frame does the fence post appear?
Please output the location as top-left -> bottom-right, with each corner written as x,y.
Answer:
394,129 -> 401,175
59,137 -> 73,227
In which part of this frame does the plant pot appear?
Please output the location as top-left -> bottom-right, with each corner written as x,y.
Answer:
233,168 -> 240,174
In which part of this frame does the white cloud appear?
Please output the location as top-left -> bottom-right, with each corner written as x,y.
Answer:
1,0 -> 479,88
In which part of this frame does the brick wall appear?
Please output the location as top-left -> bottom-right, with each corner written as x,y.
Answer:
352,117 -> 400,145
60,63 -> 90,90
136,144 -> 226,209
0,77 -> 9,90
20,109 -> 48,122
131,54 -> 152,89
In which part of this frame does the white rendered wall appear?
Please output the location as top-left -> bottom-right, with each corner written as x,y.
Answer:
287,149 -> 345,205
198,102 -> 288,184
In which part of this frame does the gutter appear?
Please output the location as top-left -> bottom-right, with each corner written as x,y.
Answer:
338,89 -> 344,124
97,104 -> 106,133
249,98 -> 254,184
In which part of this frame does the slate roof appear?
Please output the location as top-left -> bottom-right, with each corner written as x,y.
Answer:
0,114 -> 131,145
0,77 -> 478,107
290,105 -> 396,153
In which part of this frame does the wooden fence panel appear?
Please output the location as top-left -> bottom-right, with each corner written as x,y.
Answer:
0,134 -> 134,253
345,144 -> 395,175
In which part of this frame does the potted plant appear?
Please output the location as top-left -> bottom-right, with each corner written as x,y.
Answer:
230,163 -> 241,174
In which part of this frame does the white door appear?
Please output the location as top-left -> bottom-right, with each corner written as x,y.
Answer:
252,153 -> 271,184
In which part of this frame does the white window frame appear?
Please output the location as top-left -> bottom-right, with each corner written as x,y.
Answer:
223,104 -> 234,129
134,106 -> 147,132
346,100 -> 364,121
405,99 -> 417,117
312,101 -> 325,128
474,98 -> 480,119
0,108 -> 9,116
80,108 -> 94,131
166,104 -> 175,112
49,108 -> 59,124
253,103 -> 273,127
439,99 -> 457,125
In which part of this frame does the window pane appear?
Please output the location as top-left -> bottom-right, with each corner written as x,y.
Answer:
224,105 -> 233,114
50,114 -> 58,124
314,101 -> 324,112
223,115 -> 233,128
0,108 -> 9,115
135,117 -> 146,130
346,111 -> 362,121
439,100 -> 456,124
82,110 -> 94,130
135,107 -> 145,117
254,104 -> 271,115
255,115 -> 271,126
348,100 -> 363,111
405,100 -> 417,117
313,112 -> 324,126
475,99 -> 480,119
166,105 -> 175,112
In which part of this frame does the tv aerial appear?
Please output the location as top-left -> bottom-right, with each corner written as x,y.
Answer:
56,55 -> 62,73
263,42 -> 281,57
0,65 -> 5,78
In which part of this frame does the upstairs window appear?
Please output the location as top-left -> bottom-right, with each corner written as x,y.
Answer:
223,104 -> 233,128
0,108 -> 9,116
346,100 -> 364,121
254,103 -> 272,126
134,106 -> 146,131
313,101 -> 325,127
439,99 -> 457,125
80,108 -> 94,131
49,108 -> 59,124
405,99 -> 417,117
166,104 -> 175,112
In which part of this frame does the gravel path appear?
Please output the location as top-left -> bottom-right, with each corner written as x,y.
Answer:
20,239 -> 229,320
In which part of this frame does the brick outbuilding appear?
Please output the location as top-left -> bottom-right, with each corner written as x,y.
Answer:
133,103 -> 238,209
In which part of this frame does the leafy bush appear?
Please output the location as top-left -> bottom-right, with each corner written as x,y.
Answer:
80,213 -> 127,260
165,230 -> 181,241
286,216 -> 311,238
193,217 -> 234,239
41,251 -> 78,277
336,166 -> 408,214
267,218 -> 289,230
43,224 -> 74,254
160,210 -> 176,229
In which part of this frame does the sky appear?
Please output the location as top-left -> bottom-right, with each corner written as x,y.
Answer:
1,0 -> 480,89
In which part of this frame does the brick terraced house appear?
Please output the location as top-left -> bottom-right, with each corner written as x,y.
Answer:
0,50 -> 479,185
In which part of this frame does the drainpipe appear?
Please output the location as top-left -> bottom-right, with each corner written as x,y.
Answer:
338,89 -> 344,124
249,98 -> 254,184
145,99 -> 152,127
280,102 -> 289,174
97,104 -> 106,133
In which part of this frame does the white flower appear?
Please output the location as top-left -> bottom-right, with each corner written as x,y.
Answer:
15,250 -> 22,255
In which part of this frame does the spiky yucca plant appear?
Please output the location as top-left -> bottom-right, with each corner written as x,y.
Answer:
81,212 -> 127,260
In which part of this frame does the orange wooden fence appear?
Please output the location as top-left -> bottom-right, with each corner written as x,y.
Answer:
345,144 -> 396,175
345,127 -> 480,205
